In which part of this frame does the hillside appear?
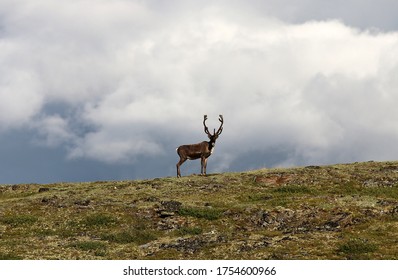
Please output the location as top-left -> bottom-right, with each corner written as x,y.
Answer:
1,161 -> 398,260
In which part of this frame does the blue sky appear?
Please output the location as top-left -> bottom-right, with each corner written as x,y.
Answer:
1,0 -> 398,184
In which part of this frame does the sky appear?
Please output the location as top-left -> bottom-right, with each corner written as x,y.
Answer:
1,0 -> 398,184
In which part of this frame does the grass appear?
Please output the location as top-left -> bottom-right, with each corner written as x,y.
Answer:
102,229 -> 157,245
83,214 -> 117,227
0,215 -> 38,227
69,241 -> 108,257
69,241 -> 107,251
272,185 -> 314,194
178,207 -> 223,221
177,227 -> 203,236
0,253 -> 23,260
1,160 -> 398,259
337,238 -> 378,259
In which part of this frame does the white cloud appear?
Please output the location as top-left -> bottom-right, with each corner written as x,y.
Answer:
0,69 -> 43,129
67,128 -> 164,163
1,0 -> 398,170
32,114 -> 74,147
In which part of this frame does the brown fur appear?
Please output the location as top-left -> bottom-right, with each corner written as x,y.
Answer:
176,115 -> 223,177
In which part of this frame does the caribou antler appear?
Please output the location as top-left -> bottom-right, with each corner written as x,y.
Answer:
203,115 -> 211,137
216,115 -> 223,136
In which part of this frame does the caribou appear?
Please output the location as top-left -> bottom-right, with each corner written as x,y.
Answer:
176,115 -> 224,177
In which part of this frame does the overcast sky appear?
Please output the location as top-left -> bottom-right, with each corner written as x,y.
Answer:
1,0 -> 398,184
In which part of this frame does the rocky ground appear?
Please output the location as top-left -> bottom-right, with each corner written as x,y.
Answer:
0,161 -> 397,259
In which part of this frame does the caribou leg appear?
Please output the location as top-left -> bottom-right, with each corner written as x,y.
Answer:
201,157 -> 208,176
176,157 -> 187,177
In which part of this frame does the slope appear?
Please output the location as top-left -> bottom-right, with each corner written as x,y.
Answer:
1,161 -> 398,259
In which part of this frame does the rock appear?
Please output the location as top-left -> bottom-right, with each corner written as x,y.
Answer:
74,199 -> 91,206
159,234 -> 225,254
305,165 -> 321,169
160,200 -> 182,212
158,211 -> 175,218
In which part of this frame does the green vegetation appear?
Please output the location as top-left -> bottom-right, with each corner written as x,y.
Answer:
337,238 -> 378,259
69,241 -> 107,252
177,227 -> 203,236
102,229 -> 157,245
0,161 -> 398,259
0,215 -> 38,227
178,207 -> 222,221
68,241 -> 108,257
83,213 -> 117,227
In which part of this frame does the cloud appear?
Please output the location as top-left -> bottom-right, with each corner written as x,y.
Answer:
32,114 -> 74,147
1,0 -> 398,180
220,0 -> 398,31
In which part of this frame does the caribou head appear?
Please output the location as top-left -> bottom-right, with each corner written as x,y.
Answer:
176,115 -> 224,177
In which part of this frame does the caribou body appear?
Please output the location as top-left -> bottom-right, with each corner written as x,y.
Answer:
176,115 -> 223,177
